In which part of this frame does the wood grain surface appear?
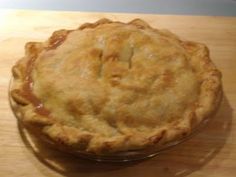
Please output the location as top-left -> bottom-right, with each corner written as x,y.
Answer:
0,10 -> 235,177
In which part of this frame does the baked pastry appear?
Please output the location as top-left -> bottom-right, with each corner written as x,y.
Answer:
10,18 -> 222,154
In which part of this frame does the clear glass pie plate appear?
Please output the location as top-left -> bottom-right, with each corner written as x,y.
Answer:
9,79 -> 220,162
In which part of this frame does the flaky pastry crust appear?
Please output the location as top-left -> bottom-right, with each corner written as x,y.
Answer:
10,19 -> 222,154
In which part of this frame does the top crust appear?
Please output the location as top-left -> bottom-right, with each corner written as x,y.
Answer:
11,18 -> 222,154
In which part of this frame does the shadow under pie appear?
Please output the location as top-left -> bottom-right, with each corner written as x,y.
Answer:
16,94 -> 232,177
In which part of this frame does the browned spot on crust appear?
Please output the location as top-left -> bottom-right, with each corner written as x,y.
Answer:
128,19 -> 151,29
46,29 -> 72,50
162,70 -> 174,87
149,130 -> 166,144
79,18 -> 112,30
67,99 -> 85,116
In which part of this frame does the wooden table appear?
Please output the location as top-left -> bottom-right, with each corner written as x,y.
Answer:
0,10 -> 235,177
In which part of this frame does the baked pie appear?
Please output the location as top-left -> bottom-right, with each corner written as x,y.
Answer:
10,18 -> 222,155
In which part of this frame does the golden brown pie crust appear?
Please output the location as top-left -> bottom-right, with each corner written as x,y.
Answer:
10,19 -> 222,154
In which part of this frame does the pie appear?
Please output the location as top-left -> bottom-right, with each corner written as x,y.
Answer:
10,18 -> 222,154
